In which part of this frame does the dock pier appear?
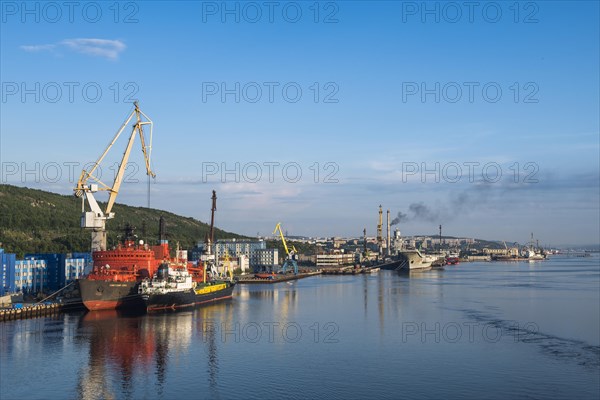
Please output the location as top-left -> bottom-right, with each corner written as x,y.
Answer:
0,303 -> 62,322
236,271 -> 322,284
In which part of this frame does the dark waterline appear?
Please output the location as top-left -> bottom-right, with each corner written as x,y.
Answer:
1,255 -> 599,399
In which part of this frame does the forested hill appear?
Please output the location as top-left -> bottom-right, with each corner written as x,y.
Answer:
0,184 -> 245,257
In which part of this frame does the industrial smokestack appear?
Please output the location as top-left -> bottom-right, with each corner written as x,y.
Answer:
387,210 -> 391,257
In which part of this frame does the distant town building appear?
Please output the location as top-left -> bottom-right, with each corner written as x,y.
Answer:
297,254 -> 317,265
216,254 -> 250,275
483,247 -> 519,257
316,253 -> 356,268
189,239 -> 279,271
332,237 -> 345,248
254,248 -> 278,271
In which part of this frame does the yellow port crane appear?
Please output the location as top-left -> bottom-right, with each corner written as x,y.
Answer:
273,222 -> 298,275
74,102 -> 156,251
222,248 -> 233,280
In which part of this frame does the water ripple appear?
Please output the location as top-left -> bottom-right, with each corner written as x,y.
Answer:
460,308 -> 600,370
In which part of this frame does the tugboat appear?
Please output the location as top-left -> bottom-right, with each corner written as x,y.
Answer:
138,263 -> 235,312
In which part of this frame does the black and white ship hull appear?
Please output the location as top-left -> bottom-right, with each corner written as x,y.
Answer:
141,282 -> 235,312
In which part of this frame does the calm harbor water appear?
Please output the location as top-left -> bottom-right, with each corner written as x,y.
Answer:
1,255 -> 599,399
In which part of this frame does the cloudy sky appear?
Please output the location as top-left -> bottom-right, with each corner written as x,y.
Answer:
1,1 -> 598,246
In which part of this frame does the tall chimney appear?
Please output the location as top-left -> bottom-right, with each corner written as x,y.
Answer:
387,209 -> 391,256
158,215 -> 167,244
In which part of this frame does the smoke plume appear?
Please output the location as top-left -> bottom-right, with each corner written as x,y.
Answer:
391,183 -> 496,225
408,202 -> 440,222
390,211 -> 408,225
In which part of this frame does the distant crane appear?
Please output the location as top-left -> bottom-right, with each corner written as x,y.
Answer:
273,222 -> 298,275
363,227 -> 371,264
201,190 -> 218,275
377,205 -> 383,255
222,248 -> 233,280
205,190 -> 217,254
74,102 -> 155,251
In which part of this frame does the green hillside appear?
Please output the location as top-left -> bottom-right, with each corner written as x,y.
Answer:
0,184 -> 245,257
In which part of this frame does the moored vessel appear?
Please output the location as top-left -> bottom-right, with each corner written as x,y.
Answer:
446,257 -> 460,265
79,221 -> 204,311
138,263 -> 235,312
78,223 -> 166,311
522,232 -> 547,261
254,272 -> 277,279
397,249 -> 434,272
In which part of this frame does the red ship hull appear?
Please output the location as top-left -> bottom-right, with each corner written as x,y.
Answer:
80,237 -> 203,311
79,279 -> 145,311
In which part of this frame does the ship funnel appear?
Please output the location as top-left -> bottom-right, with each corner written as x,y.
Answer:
158,216 -> 168,244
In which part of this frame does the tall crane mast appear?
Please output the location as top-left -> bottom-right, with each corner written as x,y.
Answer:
362,227 -> 371,263
74,102 -> 155,252
204,190 -> 217,255
377,205 -> 383,255
273,222 -> 298,275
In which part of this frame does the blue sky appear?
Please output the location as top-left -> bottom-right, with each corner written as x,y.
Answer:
1,1 -> 598,246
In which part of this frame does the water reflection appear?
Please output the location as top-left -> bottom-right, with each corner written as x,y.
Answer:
77,311 -> 150,400
378,274 -> 385,337
75,310 -> 197,400
149,312 -> 194,397
354,270 -> 446,338
237,284 -> 298,322
194,302 -> 234,398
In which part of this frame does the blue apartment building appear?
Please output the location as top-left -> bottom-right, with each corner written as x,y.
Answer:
1,248 -> 92,295
1,248 -> 17,296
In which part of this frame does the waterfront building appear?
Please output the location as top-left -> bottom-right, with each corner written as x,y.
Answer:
297,254 -> 317,265
13,258 -> 47,293
191,240 -> 278,271
316,252 -> 357,268
64,257 -> 86,283
1,248 -> 16,296
216,254 -> 250,274
253,248 -> 278,271
24,253 -> 65,291
483,247 -> 519,257
71,252 -> 93,275
215,240 -> 279,270
24,253 -> 89,291
214,239 -> 265,259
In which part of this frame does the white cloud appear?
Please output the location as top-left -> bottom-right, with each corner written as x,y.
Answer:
20,44 -> 56,52
60,39 -> 126,60
20,38 -> 126,60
